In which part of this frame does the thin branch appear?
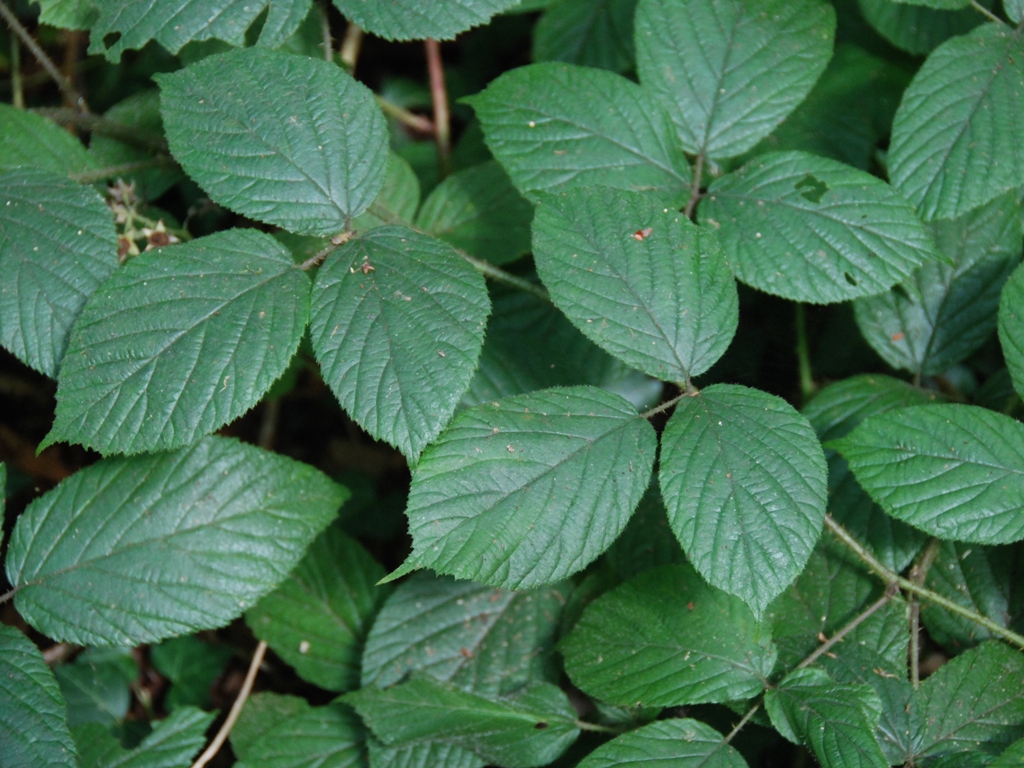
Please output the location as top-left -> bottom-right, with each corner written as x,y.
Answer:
258,397 -> 281,451
824,515 -> 1024,650
32,108 -> 168,153
69,157 -> 177,183
908,538 -> 941,688
0,588 -> 15,606
797,592 -> 894,671
971,0 -> 1004,24
640,391 -> 688,420
297,232 -> 352,271
683,152 -> 706,219
339,22 -> 363,74
0,0 -> 88,111
316,0 -> 333,61
724,704 -> 760,744
575,719 -> 627,734
376,96 -> 435,134
42,642 -> 79,665
11,32 -> 24,109
190,640 -> 267,768
460,251 -> 550,301
795,303 -> 816,405
425,38 -> 452,178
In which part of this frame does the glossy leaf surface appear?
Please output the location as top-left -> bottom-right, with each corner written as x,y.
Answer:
659,383 -> 828,617
855,190 -> 1023,377
331,0 -> 522,40
635,0 -> 836,159
575,719 -> 748,768
346,678 -> 579,768
0,168 -> 117,377
0,625 -> 77,768
309,226 -> 490,460
533,187 -> 737,382
158,49 -> 387,236
832,404 -> 1024,544
467,63 -> 690,202
90,0 -> 309,59
395,386 -> 656,588
46,229 -> 309,455
561,564 -> 777,706
888,23 -> 1024,221
700,151 -> 938,303
5,436 -> 347,646
361,573 -> 565,696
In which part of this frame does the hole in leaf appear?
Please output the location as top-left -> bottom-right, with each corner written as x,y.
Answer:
891,284 -> 911,301
844,272 -> 858,286
795,174 -> 829,203
534,722 -> 549,730
102,32 -> 122,49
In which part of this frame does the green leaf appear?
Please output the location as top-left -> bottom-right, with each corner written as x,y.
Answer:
635,0 -> 836,159
766,545 -> 878,670
858,0 -> 991,55
150,636 -> 232,711
0,167 -> 118,377
463,281 -> 662,409
415,160 -> 533,266
234,701 -> 364,768
345,677 -> 579,768
55,649 -> 135,728
749,45 -> 911,171
246,525 -> 389,693
576,719 -> 748,768
352,152 -> 422,232
999,261 -> 1024,401
309,226 -> 490,460
0,104 -> 92,175
855,191 -> 1023,377
0,625 -> 77,768
532,186 -> 738,383
5,436 -> 347,646
361,572 -> 566,696
369,740 -> 484,768
157,48 -> 388,236
73,706 -> 214,768
913,641 -> 1024,762
560,563 -> 777,706
1008,0 -> 1024,24
532,0 -> 637,74
921,541 -> 1024,651
35,0 -> 98,29
466,62 -> 690,203
802,375 -> 936,572
659,383 -> 828,617
603,486 -> 686,580
992,738 -> 1024,767
330,0 -> 522,41
831,404 -> 1024,544
90,0 -> 311,60
700,151 -> 939,304
888,23 -> 1024,222
818,599 -> 910,687
44,229 -> 309,455
87,91 -> 181,202
394,386 -> 657,589
764,668 -> 888,768
231,693 -> 311,759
